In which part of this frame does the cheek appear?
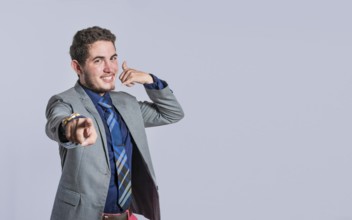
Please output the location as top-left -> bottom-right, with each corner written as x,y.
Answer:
81,69 -> 99,82
87,67 -> 102,78
112,64 -> 118,73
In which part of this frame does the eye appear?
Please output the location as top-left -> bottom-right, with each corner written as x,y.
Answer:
111,56 -> 117,61
94,59 -> 101,63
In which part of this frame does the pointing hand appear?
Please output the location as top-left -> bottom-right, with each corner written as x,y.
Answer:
65,118 -> 97,146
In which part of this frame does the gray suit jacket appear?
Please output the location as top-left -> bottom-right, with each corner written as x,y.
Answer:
45,82 -> 184,220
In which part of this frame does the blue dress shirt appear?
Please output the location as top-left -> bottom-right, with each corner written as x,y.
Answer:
82,74 -> 166,213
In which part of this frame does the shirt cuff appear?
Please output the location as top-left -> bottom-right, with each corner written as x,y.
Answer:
144,74 -> 168,90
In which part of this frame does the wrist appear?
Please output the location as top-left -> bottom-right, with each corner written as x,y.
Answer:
60,113 -> 86,143
62,113 -> 84,126
143,74 -> 154,84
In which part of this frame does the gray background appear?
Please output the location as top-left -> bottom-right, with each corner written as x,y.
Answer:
0,0 -> 351,219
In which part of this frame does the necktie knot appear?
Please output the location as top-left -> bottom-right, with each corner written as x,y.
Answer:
98,97 -> 112,109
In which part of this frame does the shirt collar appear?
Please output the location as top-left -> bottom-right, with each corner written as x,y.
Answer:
80,82 -> 112,106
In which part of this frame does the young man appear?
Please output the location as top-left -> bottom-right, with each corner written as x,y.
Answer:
45,26 -> 184,220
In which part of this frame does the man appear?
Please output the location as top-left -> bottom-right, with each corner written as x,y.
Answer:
45,26 -> 184,220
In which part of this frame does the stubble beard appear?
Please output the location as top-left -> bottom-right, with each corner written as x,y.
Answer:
81,74 -> 116,95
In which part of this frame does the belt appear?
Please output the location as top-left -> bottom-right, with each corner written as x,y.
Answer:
101,210 -> 132,220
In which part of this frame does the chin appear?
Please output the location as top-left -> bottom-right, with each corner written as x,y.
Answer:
91,85 -> 115,94
102,84 -> 115,92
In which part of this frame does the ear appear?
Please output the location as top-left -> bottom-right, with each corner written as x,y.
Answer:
71,60 -> 83,77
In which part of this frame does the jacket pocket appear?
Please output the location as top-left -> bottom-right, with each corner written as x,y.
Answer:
57,187 -> 81,206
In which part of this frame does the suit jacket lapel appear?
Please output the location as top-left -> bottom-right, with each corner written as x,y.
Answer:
74,82 -> 111,169
110,94 -> 141,147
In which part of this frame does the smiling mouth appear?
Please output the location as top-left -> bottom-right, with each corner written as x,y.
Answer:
101,75 -> 114,82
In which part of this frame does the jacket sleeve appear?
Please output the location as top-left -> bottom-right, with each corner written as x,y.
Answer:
45,95 -> 78,148
139,85 -> 184,128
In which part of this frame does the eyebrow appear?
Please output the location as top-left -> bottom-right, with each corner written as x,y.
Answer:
92,54 -> 118,60
92,56 -> 105,60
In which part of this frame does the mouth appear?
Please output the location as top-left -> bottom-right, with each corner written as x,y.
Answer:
101,75 -> 115,83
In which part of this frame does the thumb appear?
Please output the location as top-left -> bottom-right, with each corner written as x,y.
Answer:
83,118 -> 93,136
122,61 -> 128,70
84,126 -> 91,138
83,118 -> 93,129
84,118 -> 93,128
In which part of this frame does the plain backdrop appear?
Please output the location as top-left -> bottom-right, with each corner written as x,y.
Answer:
0,0 -> 351,219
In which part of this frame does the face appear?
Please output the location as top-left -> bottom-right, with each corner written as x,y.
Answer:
74,40 -> 118,95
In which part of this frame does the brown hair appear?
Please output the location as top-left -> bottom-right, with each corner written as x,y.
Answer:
70,26 -> 116,65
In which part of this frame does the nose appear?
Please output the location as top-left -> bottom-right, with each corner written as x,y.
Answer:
104,60 -> 117,73
103,61 -> 112,73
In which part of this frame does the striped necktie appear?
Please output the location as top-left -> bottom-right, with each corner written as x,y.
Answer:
98,97 -> 132,211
